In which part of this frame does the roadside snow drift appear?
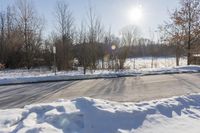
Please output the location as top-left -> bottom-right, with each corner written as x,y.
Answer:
1,93 -> 200,133
0,65 -> 200,85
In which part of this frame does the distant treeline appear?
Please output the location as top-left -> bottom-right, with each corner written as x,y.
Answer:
0,0 -> 199,73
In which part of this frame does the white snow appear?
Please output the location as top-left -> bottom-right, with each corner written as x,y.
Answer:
0,57 -> 199,85
124,57 -> 187,69
1,93 -> 200,133
0,65 -> 200,85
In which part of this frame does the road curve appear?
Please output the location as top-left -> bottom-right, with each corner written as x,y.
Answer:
0,73 -> 200,109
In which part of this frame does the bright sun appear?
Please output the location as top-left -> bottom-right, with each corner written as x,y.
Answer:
128,5 -> 143,24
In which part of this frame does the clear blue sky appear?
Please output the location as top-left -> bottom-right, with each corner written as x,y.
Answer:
0,0 -> 180,39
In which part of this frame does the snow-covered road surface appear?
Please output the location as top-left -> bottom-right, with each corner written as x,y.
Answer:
1,93 -> 200,133
0,73 -> 200,109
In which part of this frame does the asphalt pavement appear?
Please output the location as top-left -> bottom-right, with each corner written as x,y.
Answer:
0,73 -> 200,109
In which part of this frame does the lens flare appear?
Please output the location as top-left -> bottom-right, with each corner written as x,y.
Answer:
128,5 -> 143,24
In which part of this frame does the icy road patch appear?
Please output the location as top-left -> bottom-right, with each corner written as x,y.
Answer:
1,93 -> 200,133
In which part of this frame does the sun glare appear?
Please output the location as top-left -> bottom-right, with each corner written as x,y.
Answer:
128,5 -> 143,24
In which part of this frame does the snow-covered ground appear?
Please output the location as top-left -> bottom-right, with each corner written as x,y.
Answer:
124,57 -> 187,69
0,65 -> 200,85
1,57 -> 187,78
0,57 -> 199,85
0,57 -> 199,132
1,93 -> 200,133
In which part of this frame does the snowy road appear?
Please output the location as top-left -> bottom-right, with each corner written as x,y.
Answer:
0,73 -> 200,109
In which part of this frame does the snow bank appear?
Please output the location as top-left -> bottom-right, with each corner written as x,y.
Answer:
141,65 -> 200,75
1,93 -> 200,133
0,65 -> 200,85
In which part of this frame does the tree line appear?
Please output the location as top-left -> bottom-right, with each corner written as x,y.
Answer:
0,0 -> 199,73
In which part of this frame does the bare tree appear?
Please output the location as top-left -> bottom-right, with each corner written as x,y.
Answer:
55,0 -> 74,70
159,22 -> 184,66
0,6 -> 17,67
0,12 -> 6,64
163,0 -> 200,65
119,25 -> 139,69
77,21 -> 90,74
16,0 -> 43,69
148,29 -> 157,68
86,5 -> 104,70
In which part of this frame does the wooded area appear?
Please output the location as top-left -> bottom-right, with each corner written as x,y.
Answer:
0,0 -> 199,73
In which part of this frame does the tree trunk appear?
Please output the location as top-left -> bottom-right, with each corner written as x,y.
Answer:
176,46 -> 180,66
83,66 -> 86,75
187,3 -> 191,65
151,57 -> 154,68
176,55 -> 180,66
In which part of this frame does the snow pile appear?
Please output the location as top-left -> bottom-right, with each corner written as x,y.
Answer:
1,93 -> 200,133
0,57 -> 187,78
0,69 -> 120,85
0,57 -> 196,86
1,65 -> 200,85
141,65 -> 200,75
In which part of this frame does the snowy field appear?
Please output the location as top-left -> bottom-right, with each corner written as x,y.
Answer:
0,57 -> 187,79
1,93 -> 200,133
0,57 -> 199,85
124,57 -> 187,69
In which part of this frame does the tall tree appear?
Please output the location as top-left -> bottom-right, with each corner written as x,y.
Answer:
55,0 -> 74,70
78,21 -> 90,74
86,5 -> 104,69
0,12 -> 6,64
163,0 -> 200,65
16,0 -> 43,69
119,25 -> 139,69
